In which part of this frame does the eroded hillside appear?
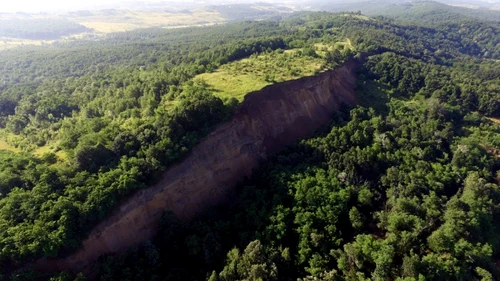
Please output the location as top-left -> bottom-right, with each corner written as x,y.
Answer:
35,59 -> 359,275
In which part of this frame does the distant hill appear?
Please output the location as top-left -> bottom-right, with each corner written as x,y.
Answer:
0,1 -> 498,44
205,2 -> 295,21
0,18 -> 91,40
0,3 -> 295,42
310,0 -> 500,23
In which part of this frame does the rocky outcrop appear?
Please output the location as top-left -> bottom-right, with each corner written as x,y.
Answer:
35,60 -> 358,274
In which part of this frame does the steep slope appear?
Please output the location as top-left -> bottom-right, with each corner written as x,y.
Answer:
35,60 -> 359,274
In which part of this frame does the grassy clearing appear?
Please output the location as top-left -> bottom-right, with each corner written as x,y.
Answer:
197,72 -> 270,101
0,139 -> 19,153
196,40 -> 355,101
0,38 -> 52,50
78,22 -> 137,33
0,130 -> 20,153
196,49 -> 325,101
0,128 -> 68,162
487,117 -> 500,124
341,13 -> 371,20
33,143 -> 69,163
315,39 -> 354,56
33,145 -> 55,156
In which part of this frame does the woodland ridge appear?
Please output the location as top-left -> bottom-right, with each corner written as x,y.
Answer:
0,4 -> 499,280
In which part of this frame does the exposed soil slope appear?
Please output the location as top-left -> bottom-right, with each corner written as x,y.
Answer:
35,59 -> 359,274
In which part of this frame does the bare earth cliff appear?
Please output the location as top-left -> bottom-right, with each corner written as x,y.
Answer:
36,60 -> 358,274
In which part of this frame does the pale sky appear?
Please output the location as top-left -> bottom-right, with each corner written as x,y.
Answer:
1,0 -> 499,13
0,0 -> 182,13
1,0 -> 116,12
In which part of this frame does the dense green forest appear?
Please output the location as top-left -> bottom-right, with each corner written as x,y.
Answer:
90,52 -> 500,281
0,2 -> 499,280
0,21 -> 291,272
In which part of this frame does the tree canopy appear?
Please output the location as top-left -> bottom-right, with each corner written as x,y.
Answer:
0,6 -> 499,281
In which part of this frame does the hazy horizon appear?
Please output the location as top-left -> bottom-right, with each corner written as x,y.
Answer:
2,0 -> 500,14
0,0 -> 226,13
1,0 -> 290,13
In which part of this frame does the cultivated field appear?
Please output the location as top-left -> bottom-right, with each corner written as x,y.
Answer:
0,9 -> 226,49
69,10 -> 225,33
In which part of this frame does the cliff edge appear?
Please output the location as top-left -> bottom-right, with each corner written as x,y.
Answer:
35,60 -> 359,274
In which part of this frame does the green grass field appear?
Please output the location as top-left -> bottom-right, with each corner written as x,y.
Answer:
314,38 -> 354,56
0,129 -> 69,163
196,48 -> 325,101
488,117 -> 500,124
0,130 -> 20,153
0,139 -> 19,152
